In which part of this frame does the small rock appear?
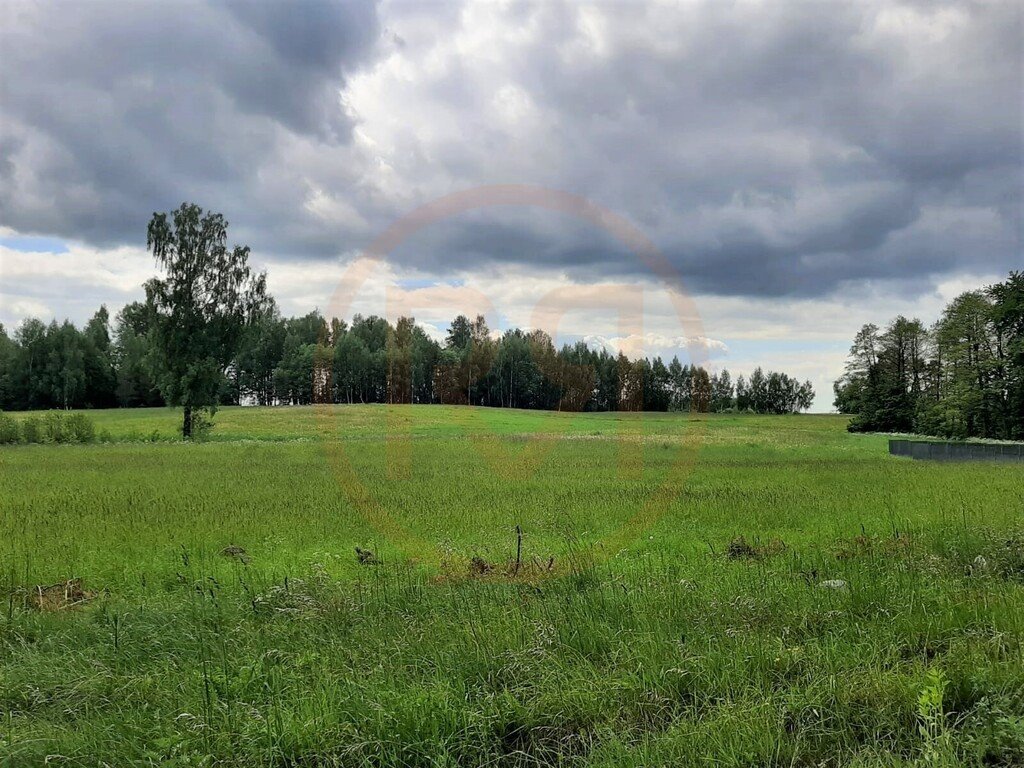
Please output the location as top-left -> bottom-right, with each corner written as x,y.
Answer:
819,579 -> 848,590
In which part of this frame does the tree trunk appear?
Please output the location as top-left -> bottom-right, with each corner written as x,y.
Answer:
183,405 -> 193,439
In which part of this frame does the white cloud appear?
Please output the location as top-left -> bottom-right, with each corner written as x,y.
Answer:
0,296 -> 51,324
583,332 -> 728,359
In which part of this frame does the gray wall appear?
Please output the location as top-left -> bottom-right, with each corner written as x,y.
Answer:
890,439 -> 1024,463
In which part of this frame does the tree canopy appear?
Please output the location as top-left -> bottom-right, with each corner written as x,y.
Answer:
0,306 -> 816,419
835,271 -> 1023,440
144,203 -> 269,437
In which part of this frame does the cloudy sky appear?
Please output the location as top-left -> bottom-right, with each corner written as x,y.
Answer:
0,0 -> 1020,410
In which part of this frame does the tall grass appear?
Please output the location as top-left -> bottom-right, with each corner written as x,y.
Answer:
1,407 -> 1022,766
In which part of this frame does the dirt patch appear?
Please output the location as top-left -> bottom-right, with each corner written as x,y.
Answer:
495,718 -> 595,764
355,547 -> 378,565
431,554 -> 558,584
469,555 -> 494,576
220,544 -> 251,564
26,578 -> 94,611
725,536 -> 787,560
473,555 -> 557,580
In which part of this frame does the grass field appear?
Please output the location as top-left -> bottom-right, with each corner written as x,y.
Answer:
2,405 -> 1023,766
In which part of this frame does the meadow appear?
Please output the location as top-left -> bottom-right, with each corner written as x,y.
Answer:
1,405 -> 1023,766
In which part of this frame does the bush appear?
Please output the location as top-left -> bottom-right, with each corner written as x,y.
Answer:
66,413 -> 96,443
0,412 -> 20,444
188,408 -> 214,441
4,412 -> 99,445
43,412 -> 69,443
21,416 -> 42,444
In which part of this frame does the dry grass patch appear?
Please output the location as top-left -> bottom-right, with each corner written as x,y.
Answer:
23,578 -> 95,611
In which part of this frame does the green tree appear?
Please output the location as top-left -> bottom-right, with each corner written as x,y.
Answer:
83,306 -> 117,408
988,272 -> 1023,439
557,341 -> 597,411
349,315 -> 389,403
445,315 -> 472,351
49,321 -> 88,409
930,292 -> 998,438
273,333 -> 315,405
747,367 -> 767,413
410,325 -> 441,404
834,323 -> 879,415
333,331 -> 370,404
113,302 -> 163,407
691,366 -> 712,412
734,373 -> 750,412
838,271 -> 1021,438
711,369 -> 735,412
795,379 -> 815,412
144,203 -> 268,438
843,317 -> 926,432
11,319 -> 49,409
441,314 -> 496,406
494,329 -> 540,409
0,324 -> 16,409
235,303 -> 285,405
644,357 -> 672,411
387,316 -> 416,404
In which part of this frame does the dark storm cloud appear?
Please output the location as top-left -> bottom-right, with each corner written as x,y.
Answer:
370,0 -> 1021,298
0,0 -> 382,246
0,0 -> 1020,299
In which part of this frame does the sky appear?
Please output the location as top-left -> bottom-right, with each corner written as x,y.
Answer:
0,0 -> 1020,411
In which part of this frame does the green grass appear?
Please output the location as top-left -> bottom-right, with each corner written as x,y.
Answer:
2,406 -> 1023,766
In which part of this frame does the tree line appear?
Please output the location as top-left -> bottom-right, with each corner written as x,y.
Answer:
834,271 -> 1023,440
0,307 -> 814,414
0,203 -> 814,435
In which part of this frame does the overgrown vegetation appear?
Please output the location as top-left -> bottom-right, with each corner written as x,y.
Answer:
835,271 -> 1023,440
1,406 -> 1022,766
0,410 -> 97,444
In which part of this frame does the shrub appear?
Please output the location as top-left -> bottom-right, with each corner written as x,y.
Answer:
43,412 -> 69,443
21,416 -> 42,444
188,408 -> 214,441
66,413 -> 96,443
9,412 -> 98,445
0,412 -> 20,444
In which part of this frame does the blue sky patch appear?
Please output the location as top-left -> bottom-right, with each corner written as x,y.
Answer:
0,235 -> 69,254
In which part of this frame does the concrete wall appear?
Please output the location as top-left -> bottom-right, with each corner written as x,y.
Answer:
889,439 -> 1024,463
